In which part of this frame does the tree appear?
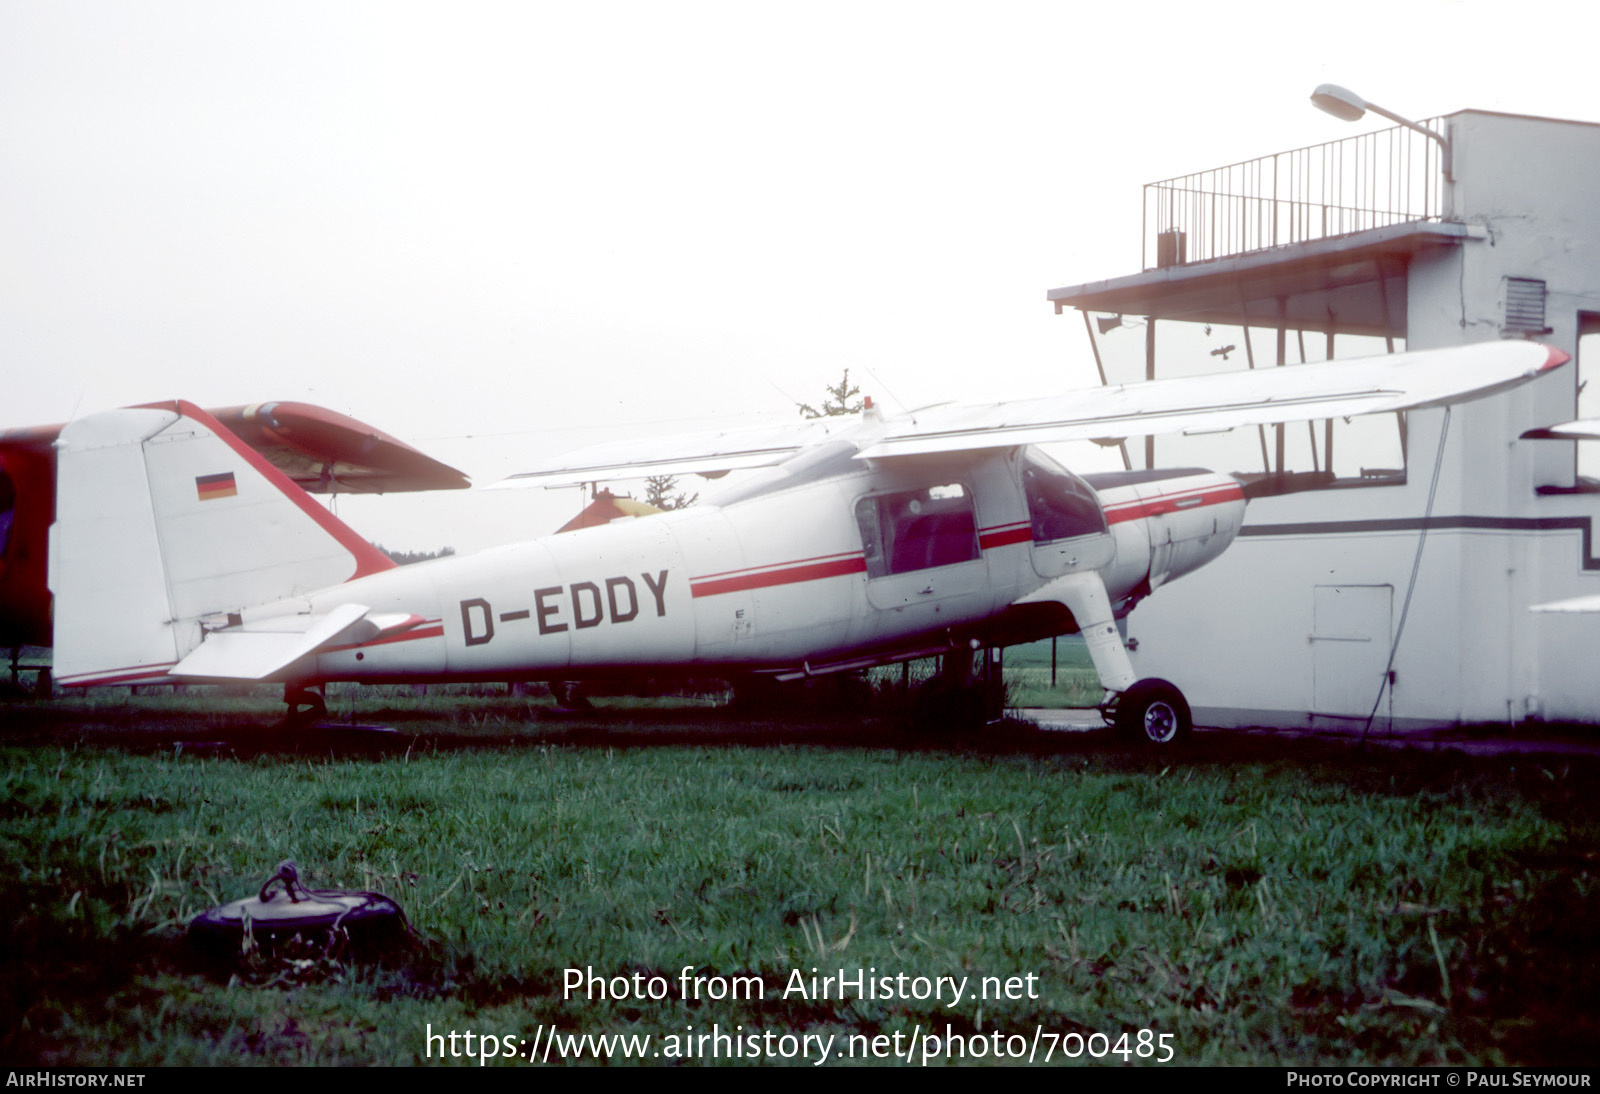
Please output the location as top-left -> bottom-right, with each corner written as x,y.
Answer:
638,370 -> 864,510
796,369 -> 863,419
643,475 -> 697,510
373,544 -> 456,566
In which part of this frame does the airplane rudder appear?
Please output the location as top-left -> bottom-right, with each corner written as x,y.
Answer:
50,402 -> 397,686
134,401 -> 394,617
50,407 -> 187,686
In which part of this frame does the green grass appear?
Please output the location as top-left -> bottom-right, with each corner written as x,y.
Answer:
3,705 -> 1597,1066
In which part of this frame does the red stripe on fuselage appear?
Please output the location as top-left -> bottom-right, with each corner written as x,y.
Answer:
690,550 -> 863,582
1101,482 -> 1243,525
683,486 -> 1237,601
978,522 -> 1033,550
325,623 -> 445,653
689,518 -> 1059,600
691,556 -> 867,598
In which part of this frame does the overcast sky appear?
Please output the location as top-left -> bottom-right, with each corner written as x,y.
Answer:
5,1 -> 1598,551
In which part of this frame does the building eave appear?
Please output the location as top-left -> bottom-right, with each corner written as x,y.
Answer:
1049,221 -> 1487,337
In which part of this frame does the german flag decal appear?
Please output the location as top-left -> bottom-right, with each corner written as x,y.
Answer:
195,472 -> 238,501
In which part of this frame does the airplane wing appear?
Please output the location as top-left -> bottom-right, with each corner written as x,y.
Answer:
497,341 -> 1567,484
858,341 -> 1568,458
208,402 -> 470,493
496,417 -> 855,489
1530,595 -> 1600,614
1521,419 -> 1600,441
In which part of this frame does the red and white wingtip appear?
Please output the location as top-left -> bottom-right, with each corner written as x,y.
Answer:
1536,345 -> 1571,373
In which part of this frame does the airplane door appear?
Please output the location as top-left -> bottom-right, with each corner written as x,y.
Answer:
855,482 -> 988,640
1311,584 -> 1393,722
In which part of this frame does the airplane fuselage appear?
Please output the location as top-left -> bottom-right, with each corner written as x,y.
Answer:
43,342 -> 1565,740
283,447 -> 1244,686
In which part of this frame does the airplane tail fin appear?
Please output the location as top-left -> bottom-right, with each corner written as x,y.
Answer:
49,401 -> 395,687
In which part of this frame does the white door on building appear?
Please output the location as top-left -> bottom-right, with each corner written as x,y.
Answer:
1311,584 -> 1394,720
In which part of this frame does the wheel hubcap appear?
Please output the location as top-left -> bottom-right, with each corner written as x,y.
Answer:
1144,701 -> 1178,743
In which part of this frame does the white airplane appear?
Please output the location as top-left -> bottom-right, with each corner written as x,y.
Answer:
48,341 -> 1566,744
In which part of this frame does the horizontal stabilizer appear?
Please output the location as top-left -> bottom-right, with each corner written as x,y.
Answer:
173,603 -> 372,680
51,402 -> 396,688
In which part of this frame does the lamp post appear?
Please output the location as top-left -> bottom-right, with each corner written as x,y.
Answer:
1311,83 -> 1452,180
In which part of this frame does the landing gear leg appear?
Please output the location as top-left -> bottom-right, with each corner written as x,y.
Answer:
284,683 -> 327,726
1014,571 -> 1136,697
1014,571 -> 1190,745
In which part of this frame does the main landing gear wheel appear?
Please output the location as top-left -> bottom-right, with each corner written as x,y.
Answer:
1113,678 -> 1191,746
284,684 -> 327,726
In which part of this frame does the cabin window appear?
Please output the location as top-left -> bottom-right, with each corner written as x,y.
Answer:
855,483 -> 979,578
1022,450 -> 1107,542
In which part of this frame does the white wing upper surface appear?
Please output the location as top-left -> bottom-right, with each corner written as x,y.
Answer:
1521,419 -> 1600,441
859,341 -> 1568,458
496,417 -> 854,488
500,342 -> 1568,483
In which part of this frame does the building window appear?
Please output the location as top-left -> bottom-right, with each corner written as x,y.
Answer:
1085,313 -> 1407,489
1578,315 -> 1600,483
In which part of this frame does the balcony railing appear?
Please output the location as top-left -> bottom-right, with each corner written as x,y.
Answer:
1143,119 -> 1447,269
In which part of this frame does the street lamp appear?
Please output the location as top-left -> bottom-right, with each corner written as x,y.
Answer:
1311,83 -> 1452,180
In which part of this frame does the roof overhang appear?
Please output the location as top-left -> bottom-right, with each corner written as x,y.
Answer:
1049,221 -> 1486,337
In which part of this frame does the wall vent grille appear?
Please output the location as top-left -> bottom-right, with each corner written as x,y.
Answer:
1504,277 -> 1552,335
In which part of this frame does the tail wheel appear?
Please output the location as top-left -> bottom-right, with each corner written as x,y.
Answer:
1114,678 -> 1191,745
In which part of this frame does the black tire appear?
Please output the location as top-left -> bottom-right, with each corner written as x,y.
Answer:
284,684 -> 327,726
1114,678 -> 1191,745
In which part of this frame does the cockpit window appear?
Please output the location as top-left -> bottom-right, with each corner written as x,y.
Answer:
855,483 -> 979,578
1023,451 -> 1106,543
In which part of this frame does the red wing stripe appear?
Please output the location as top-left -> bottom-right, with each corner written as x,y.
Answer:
691,556 -> 866,598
